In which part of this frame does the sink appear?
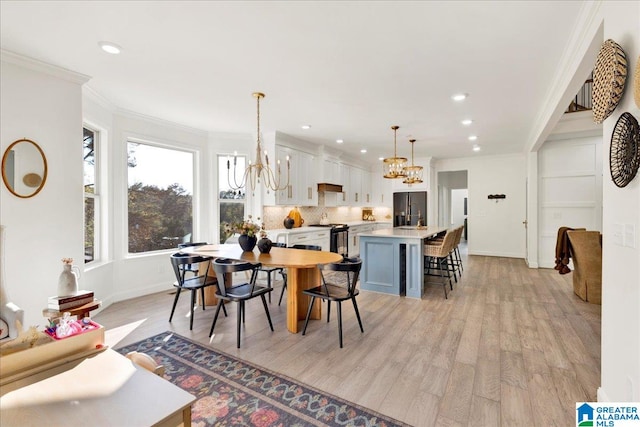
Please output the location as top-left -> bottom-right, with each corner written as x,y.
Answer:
396,226 -> 416,230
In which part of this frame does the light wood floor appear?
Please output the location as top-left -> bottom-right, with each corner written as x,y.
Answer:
94,245 -> 601,427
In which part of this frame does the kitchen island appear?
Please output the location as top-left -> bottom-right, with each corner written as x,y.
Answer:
358,226 -> 447,298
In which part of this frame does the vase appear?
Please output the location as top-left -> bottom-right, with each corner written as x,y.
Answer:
58,261 -> 80,296
257,238 -> 272,254
238,234 -> 257,252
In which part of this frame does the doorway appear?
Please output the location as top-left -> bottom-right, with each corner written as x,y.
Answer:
437,170 -> 468,240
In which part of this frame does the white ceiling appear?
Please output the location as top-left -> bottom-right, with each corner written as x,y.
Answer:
0,1 -> 586,162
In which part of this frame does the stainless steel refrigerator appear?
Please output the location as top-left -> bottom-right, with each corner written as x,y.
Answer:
393,191 -> 427,226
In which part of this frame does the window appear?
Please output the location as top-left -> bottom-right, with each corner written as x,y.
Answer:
127,141 -> 194,253
83,126 -> 99,263
218,154 -> 246,243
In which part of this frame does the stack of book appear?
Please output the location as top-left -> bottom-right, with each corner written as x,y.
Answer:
47,290 -> 94,311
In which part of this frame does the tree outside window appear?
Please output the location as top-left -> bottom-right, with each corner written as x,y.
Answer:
127,141 -> 194,253
83,126 -> 98,263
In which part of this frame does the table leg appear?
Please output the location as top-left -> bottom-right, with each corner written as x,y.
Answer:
286,266 -> 321,333
182,405 -> 192,427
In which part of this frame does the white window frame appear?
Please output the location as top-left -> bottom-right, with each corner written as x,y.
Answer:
217,153 -> 248,243
125,136 -> 197,256
83,124 -> 101,264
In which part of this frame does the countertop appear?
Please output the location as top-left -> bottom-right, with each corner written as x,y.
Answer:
358,226 -> 448,239
266,221 -> 391,236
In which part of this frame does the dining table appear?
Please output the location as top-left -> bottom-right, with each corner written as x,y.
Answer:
180,244 -> 343,333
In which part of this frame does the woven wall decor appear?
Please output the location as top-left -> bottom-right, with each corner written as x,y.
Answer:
609,112 -> 639,188
634,56 -> 640,108
592,39 -> 627,124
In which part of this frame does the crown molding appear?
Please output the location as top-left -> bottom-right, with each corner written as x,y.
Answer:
525,0 -> 604,153
83,85 -> 117,111
0,49 -> 90,85
114,108 -> 208,137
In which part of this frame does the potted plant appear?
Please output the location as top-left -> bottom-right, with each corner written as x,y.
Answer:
231,215 -> 262,252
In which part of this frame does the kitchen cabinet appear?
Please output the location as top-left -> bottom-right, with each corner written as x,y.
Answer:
322,158 -> 341,184
348,223 -> 375,256
339,163 -> 350,204
273,145 -> 317,206
266,228 -> 330,251
349,167 -> 363,206
373,173 -> 392,208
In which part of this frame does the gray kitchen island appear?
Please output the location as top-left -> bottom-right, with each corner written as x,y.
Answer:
358,226 -> 447,298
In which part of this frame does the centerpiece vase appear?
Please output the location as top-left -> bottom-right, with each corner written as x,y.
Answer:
238,235 -> 257,252
257,237 -> 273,254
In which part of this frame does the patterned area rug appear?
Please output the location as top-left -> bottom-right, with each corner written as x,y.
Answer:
117,332 -> 409,427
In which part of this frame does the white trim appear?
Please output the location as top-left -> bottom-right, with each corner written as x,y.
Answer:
115,108 -> 208,137
0,49 -> 90,84
468,250 -> 525,259
525,1 -> 604,153
597,387 -> 610,402
83,86 -> 116,112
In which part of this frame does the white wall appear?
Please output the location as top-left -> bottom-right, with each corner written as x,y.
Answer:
599,0 -> 640,403
436,154 -> 526,258
81,94 -> 256,309
538,135 -> 603,268
0,54 -> 89,328
451,189 -> 468,229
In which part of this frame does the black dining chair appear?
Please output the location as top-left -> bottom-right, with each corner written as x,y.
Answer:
257,242 -> 287,303
278,244 -> 322,306
177,242 -> 209,276
169,252 -> 219,330
301,257 -> 363,348
209,258 -> 274,348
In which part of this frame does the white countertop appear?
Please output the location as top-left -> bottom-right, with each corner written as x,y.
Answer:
266,221 -> 391,235
359,226 -> 448,239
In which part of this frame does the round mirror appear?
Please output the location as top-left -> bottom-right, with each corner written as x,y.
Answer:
2,138 -> 48,198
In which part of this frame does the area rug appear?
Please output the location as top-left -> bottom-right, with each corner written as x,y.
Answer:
116,331 -> 409,427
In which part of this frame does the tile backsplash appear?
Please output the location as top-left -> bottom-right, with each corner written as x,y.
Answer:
263,205 -> 391,230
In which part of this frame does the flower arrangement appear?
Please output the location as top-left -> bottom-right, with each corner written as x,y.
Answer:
228,215 -> 264,238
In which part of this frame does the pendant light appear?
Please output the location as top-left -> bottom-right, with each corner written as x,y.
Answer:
227,92 -> 290,195
403,139 -> 424,185
383,125 -> 407,178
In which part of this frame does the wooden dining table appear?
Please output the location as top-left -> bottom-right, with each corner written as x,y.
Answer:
180,244 -> 343,333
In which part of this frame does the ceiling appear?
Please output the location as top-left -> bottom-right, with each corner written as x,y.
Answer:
0,1 -> 586,163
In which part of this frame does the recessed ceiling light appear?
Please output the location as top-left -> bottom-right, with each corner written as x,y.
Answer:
468,135 -> 478,141
378,157 -> 384,161
452,93 -> 467,101
473,145 -> 481,152
360,149 -> 367,153
98,41 -> 122,54
301,125 -> 311,130
336,139 -> 344,144
461,119 -> 473,126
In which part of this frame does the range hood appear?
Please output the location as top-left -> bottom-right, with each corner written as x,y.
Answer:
317,183 -> 343,193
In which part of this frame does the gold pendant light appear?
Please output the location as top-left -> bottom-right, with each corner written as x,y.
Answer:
383,125 -> 408,179
227,92 -> 290,195
403,138 -> 423,185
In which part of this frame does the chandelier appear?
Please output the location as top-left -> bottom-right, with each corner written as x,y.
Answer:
227,92 -> 290,195
383,125 -> 407,178
403,139 -> 423,184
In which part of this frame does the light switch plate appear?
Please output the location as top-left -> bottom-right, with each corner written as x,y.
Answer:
613,223 -> 624,246
624,224 -> 635,248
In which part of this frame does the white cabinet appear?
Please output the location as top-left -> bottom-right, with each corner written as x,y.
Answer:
373,173 -> 392,208
268,229 -> 330,251
339,163 -> 350,204
273,146 -> 317,206
361,170 -> 372,206
322,159 -> 341,184
349,223 -> 375,256
349,167 -> 363,206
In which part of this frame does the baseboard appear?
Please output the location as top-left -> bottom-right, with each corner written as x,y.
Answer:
597,387 -> 610,402
467,250 -> 525,259
107,283 -> 171,306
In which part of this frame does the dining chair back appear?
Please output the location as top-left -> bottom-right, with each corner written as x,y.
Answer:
209,258 -> 274,348
301,257 -> 363,348
169,252 -> 218,330
258,242 -> 287,303
177,242 -> 209,276
278,244 -> 322,306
